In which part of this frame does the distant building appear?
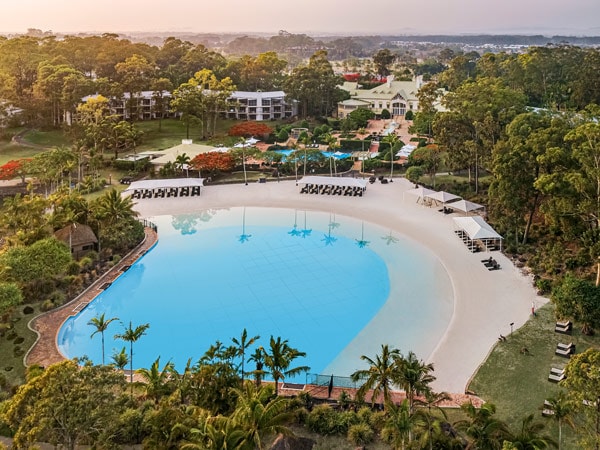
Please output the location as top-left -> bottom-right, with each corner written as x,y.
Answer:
80,90 -> 297,122
337,75 -> 422,119
224,91 -> 297,121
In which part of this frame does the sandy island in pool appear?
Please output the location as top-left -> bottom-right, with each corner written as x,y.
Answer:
131,177 -> 545,394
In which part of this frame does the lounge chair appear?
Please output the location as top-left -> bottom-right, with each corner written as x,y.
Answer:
555,347 -> 574,358
542,400 -> 555,416
548,372 -> 566,382
555,321 -> 573,334
487,262 -> 501,271
557,342 -> 575,351
550,367 -> 565,376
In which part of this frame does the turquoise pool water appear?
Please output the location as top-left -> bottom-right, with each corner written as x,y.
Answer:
58,207 -> 453,381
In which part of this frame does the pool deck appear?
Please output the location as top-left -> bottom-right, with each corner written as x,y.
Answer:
26,177 -> 543,399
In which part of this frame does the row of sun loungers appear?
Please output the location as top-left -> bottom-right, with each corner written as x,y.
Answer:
131,186 -> 201,199
555,320 -> 573,335
555,342 -> 575,358
300,184 -> 364,197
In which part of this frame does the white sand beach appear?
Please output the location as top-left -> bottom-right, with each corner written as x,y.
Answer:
131,177 -> 545,394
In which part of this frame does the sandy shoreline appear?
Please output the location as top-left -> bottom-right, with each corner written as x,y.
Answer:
131,177 -> 545,393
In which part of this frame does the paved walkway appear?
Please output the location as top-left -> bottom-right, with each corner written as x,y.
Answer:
25,227 -> 158,368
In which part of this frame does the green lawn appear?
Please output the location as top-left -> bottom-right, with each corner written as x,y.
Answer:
22,129 -> 71,147
469,302 -> 590,447
0,143 -> 41,165
0,304 -> 40,391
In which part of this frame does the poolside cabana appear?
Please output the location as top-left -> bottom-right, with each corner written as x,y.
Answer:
404,186 -> 435,204
446,199 -> 486,215
425,190 -> 462,206
453,216 -> 503,251
124,178 -> 205,199
297,176 -> 367,197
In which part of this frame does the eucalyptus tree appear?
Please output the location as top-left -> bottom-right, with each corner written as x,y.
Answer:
3,360 -> 128,450
261,336 -> 309,396
438,77 -> 527,193
88,312 -> 118,365
284,50 -> 343,118
562,348 -> 600,449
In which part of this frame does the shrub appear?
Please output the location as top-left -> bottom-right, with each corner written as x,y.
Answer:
347,423 -> 374,446
40,299 -> 55,312
22,306 -> 34,315
380,109 -> 391,119
405,110 -> 414,120
306,404 -> 338,435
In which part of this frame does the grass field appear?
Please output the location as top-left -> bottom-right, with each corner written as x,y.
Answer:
468,302 -> 590,447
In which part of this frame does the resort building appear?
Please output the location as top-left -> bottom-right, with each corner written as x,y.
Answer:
224,91 -> 297,121
337,75 -> 423,119
80,90 -> 297,122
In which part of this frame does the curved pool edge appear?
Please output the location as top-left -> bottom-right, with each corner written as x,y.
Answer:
25,227 -> 159,369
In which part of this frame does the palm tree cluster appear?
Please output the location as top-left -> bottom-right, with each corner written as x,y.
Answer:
348,345 -> 557,449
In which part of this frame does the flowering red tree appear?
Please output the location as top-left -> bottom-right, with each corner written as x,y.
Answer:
0,159 -> 29,183
190,152 -> 235,176
229,122 -> 273,138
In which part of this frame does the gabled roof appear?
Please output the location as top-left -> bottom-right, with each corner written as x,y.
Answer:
150,142 -> 218,165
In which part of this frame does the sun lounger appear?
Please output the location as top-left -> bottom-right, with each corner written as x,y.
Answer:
550,367 -> 565,376
557,342 -> 575,351
555,321 -> 573,334
542,400 -> 555,416
555,347 -> 574,358
548,372 -> 566,382
487,262 -> 501,270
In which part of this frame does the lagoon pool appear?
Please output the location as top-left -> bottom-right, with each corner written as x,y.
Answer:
58,207 -> 453,381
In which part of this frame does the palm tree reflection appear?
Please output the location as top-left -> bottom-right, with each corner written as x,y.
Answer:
300,210 -> 312,239
288,210 -> 301,237
355,222 -> 370,249
322,213 -> 338,246
238,207 -> 252,244
381,230 -> 399,245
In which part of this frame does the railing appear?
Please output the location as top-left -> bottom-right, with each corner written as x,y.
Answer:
306,373 -> 360,390
138,218 -> 157,232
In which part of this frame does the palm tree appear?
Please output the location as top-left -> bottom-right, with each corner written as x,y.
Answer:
88,312 -> 118,365
174,152 -> 191,176
94,188 -> 139,226
262,336 -> 310,396
416,390 -> 452,450
381,399 -> 426,450
110,346 -> 128,370
382,132 -> 400,180
232,383 -> 295,449
396,351 -> 436,413
544,392 -> 574,450
135,357 -> 176,404
114,321 -> 150,393
249,347 -> 266,388
350,344 -> 401,409
510,414 -> 557,449
455,402 -> 511,450
231,328 -> 260,383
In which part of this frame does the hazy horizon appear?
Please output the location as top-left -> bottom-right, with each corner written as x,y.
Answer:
1,0 -> 599,37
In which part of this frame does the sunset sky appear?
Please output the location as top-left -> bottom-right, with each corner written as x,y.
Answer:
1,0 -> 598,35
